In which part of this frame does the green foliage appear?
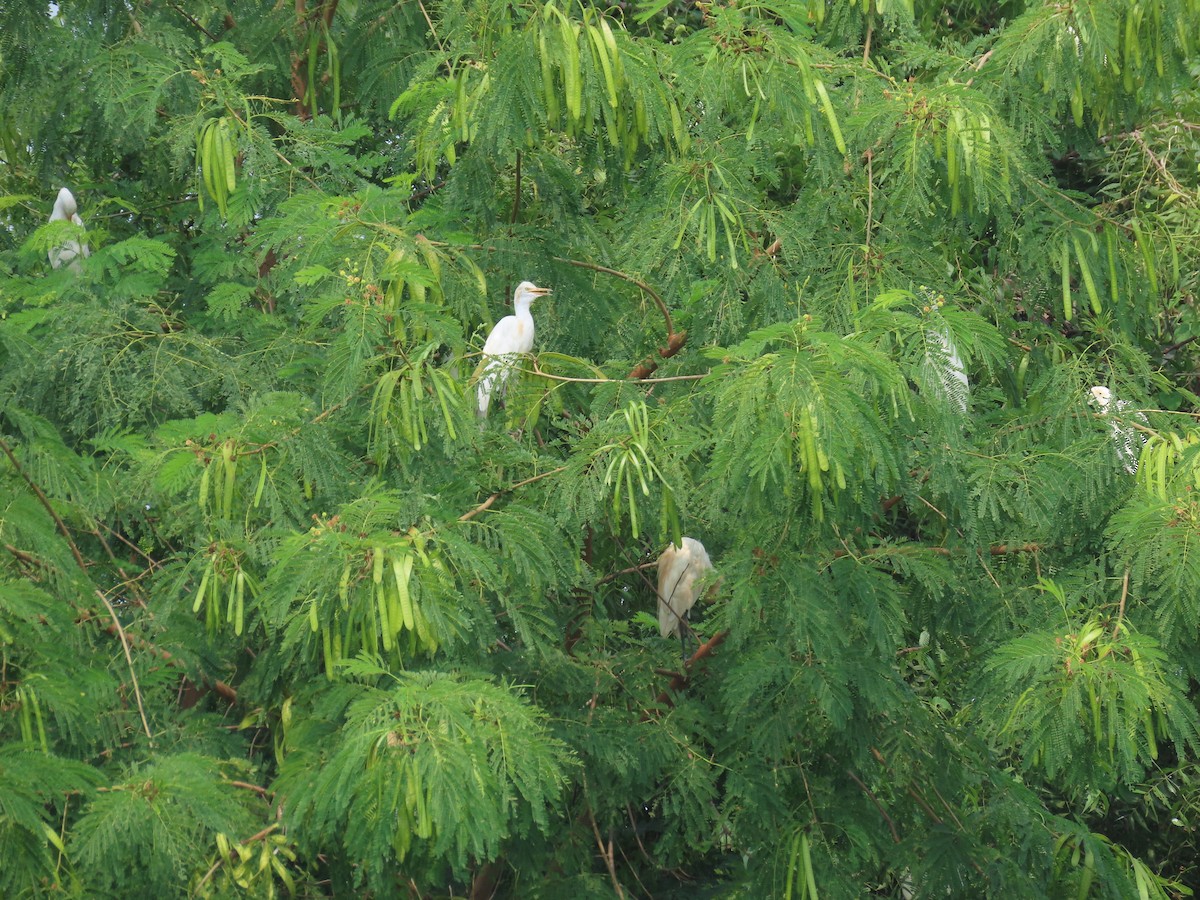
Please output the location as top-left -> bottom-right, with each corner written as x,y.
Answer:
71,753 -> 262,896
1,0 -> 1199,895
275,667 -> 573,890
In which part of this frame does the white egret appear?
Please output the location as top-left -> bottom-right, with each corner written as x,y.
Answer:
48,187 -> 89,272
925,327 -> 968,413
657,537 -> 713,653
1089,385 -> 1146,474
476,281 -> 551,418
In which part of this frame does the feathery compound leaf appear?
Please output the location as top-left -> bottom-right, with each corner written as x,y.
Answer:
275,673 -> 574,883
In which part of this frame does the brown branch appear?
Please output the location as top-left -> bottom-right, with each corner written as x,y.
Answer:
845,768 -> 901,843
419,241 -> 687,376
832,542 -> 1040,562
96,520 -> 161,572
321,0 -> 340,29
587,808 -> 625,899
529,360 -> 706,385
228,779 -> 270,796
5,543 -> 43,569
416,0 -> 446,57
166,0 -> 219,41
458,466 -> 567,522
628,329 -> 689,380
965,47 -> 996,84
291,2 -> 312,121
1163,334 -> 1199,356
551,257 -> 674,338
652,629 -> 729,706
1114,567 -> 1130,639
1129,129 -> 1189,197
626,803 -> 653,863
906,785 -> 943,824
0,437 -> 88,571
596,561 -> 657,586
88,523 -> 146,605
94,616 -> 238,704
470,861 -> 503,900
431,240 -> 676,339
987,543 -> 1041,555
97,590 -> 154,745
929,781 -> 966,832
195,824 -> 281,891
864,149 -> 874,250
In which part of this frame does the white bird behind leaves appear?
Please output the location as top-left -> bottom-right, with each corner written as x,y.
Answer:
657,537 -> 713,640
476,281 -> 551,418
1089,385 -> 1147,474
924,327 -> 968,414
48,187 -> 89,272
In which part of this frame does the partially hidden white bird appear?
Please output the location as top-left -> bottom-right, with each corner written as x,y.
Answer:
657,537 -> 714,648
925,327 -> 968,414
1089,385 -> 1147,474
48,187 -> 89,272
476,281 -> 551,418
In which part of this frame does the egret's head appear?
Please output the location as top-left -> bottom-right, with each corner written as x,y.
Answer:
52,187 -> 77,219
514,281 -> 551,305
1089,385 -> 1112,410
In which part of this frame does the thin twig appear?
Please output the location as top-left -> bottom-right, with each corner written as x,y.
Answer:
96,520 -> 162,571
1162,335 -> 1199,356
432,242 -> 676,340
88,524 -> 145,605
530,361 -> 707,385
864,149 -> 874,250
97,590 -> 154,745
1129,130 -> 1188,197
845,768 -> 901,843
1114,567 -> 1130,638
614,839 -> 653,899
228,779 -> 270,796
195,824 -> 280,891
416,0 -> 446,56
458,466 -> 567,522
0,438 -> 88,570
625,803 -> 653,863
553,257 -> 675,338
166,0 -> 220,41
596,561 -> 657,586
587,808 -> 625,899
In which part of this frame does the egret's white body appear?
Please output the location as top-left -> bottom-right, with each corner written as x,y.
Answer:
1089,385 -> 1146,474
657,537 -> 713,640
476,281 -> 551,418
926,327 -> 968,413
48,187 -> 89,272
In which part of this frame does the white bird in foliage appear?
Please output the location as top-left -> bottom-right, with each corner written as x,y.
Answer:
48,187 -> 89,272
1089,385 -> 1146,474
925,327 -> 968,414
476,281 -> 551,418
657,537 -> 714,650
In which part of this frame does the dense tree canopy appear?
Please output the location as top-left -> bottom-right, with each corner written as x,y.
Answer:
2,0 -> 1200,896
